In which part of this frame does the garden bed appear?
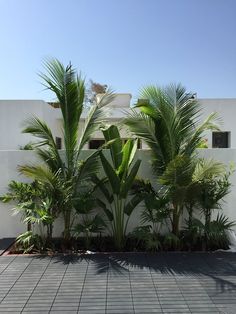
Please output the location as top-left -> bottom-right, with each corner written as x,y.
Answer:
4,234 -> 230,256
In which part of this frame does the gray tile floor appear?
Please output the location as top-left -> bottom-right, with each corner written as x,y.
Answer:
0,253 -> 236,314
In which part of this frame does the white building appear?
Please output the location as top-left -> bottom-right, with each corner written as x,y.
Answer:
1,95 -> 236,238
0,95 -> 235,150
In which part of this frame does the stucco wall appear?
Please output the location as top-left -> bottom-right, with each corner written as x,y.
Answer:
199,98 -> 236,148
1,98 -> 236,151
0,100 -> 61,150
0,149 -> 235,239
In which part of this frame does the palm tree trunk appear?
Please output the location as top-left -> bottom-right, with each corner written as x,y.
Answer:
172,204 -> 180,236
27,222 -> 32,232
63,210 -> 71,245
203,209 -> 211,250
187,204 -> 193,228
47,224 -> 53,241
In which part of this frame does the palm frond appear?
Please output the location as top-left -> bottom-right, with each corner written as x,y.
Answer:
77,91 -> 114,153
76,151 -> 101,189
185,112 -> 221,155
18,164 -> 57,188
22,116 -> 64,170
193,158 -> 226,182
40,58 -> 85,169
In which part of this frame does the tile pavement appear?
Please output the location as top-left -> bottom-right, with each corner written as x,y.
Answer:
0,253 -> 235,313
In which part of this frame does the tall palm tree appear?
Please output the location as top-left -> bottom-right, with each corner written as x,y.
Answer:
19,59 -> 113,242
125,83 -> 220,235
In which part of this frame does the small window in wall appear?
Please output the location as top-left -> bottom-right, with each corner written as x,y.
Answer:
89,140 -> 105,149
212,132 -> 230,148
56,137 -> 62,149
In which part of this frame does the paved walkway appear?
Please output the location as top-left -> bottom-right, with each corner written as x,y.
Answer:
0,253 -> 236,314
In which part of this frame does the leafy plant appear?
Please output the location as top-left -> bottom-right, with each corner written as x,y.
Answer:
131,226 -> 161,251
185,214 -> 235,250
96,125 -> 144,250
15,231 -> 44,253
163,232 -> 181,250
124,83 -> 220,236
1,181 -> 47,232
72,192 -> 106,249
18,59 -> 113,244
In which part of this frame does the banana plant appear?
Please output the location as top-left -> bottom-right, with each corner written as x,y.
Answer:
96,125 -> 144,250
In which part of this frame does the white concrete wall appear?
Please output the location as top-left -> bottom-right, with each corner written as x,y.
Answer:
198,98 -> 236,148
1,97 -> 236,150
0,100 -> 61,150
0,149 -> 236,239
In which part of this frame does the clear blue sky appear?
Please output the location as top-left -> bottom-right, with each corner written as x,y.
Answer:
1,0 -> 236,101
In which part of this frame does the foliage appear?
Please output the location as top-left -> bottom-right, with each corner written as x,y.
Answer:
124,83 -> 220,235
95,125 -> 144,250
2,76 -> 235,253
197,138 -> 208,148
19,142 -> 35,150
15,231 -> 45,253
1,181 -> 48,231
18,59 -> 113,243
131,226 -> 161,251
163,232 -> 181,250
184,214 -> 235,250
72,192 -> 106,249
1,180 -> 56,249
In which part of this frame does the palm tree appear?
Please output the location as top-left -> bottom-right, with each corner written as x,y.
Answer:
19,59 -> 113,243
125,83 -> 220,235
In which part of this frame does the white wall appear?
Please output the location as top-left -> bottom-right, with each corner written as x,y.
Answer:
0,100 -> 61,150
0,149 -> 236,239
1,97 -> 236,150
199,98 -> 236,148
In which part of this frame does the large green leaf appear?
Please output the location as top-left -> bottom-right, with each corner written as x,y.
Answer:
101,125 -> 122,169
118,139 -> 138,176
124,193 -> 145,216
96,199 -> 114,221
92,175 -> 113,203
120,159 -> 141,198
99,151 -> 120,194
40,59 -> 85,169
135,99 -> 158,119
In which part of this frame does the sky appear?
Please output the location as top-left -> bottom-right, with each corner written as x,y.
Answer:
0,0 -> 236,102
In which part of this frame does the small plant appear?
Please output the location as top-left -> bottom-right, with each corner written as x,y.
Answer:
185,214 -> 235,250
16,231 -> 44,253
72,192 -> 106,250
163,232 -> 181,250
131,180 -> 170,251
131,226 -> 160,251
